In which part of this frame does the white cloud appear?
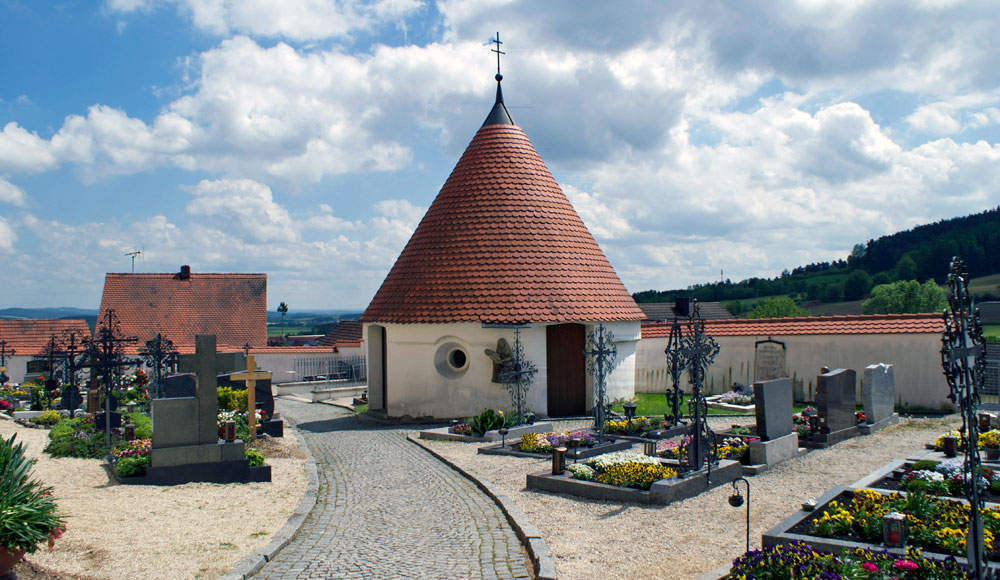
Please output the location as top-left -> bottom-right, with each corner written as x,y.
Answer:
0,217 -> 15,252
186,179 -> 298,243
0,123 -> 58,173
106,0 -> 424,41
907,103 -> 962,135
0,178 -> 27,207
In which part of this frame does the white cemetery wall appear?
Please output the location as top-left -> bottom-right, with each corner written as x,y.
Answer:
635,332 -> 951,411
252,348 -> 362,384
3,355 -> 33,385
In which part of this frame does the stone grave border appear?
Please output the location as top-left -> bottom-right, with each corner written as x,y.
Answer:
479,439 -> 632,460
408,434 -> 558,580
418,421 -> 554,443
705,394 -> 755,413
763,484 -> 1000,572
858,413 -> 900,435
526,459 -> 743,506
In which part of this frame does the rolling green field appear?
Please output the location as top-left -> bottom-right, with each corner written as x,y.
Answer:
970,273 -> 1000,296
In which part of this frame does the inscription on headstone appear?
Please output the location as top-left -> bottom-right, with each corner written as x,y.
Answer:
816,368 -> 856,433
754,339 -> 788,382
862,363 -> 895,424
753,378 -> 793,441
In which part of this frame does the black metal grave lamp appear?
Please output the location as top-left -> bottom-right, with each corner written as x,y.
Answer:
728,476 -> 751,554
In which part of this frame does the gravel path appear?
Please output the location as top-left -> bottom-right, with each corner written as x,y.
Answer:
421,415 -> 960,580
0,415 -> 307,580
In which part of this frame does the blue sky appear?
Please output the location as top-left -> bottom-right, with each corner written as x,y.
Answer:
1,1 -> 998,310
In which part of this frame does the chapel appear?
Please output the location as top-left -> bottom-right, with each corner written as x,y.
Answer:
360,66 -> 644,419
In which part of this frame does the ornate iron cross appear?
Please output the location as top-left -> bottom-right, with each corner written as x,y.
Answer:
139,333 -> 178,399
60,332 -> 84,418
584,324 -> 619,443
678,302 -> 721,474
0,340 -> 14,386
663,319 -> 685,426
940,257 -> 987,579
79,309 -> 139,450
497,328 -> 537,425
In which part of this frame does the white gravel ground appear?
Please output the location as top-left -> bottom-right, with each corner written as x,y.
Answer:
0,417 -> 307,580
420,416 -> 960,580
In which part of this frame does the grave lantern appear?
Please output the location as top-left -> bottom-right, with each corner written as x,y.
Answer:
498,427 -> 509,449
643,440 -> 656,456
624,401 -> 637,433
727,477 -> 751,553
552,447 -> 567,475
124,423 -> 136,441
224,420 -> 236,442
883,511 -> 906,548
942,435 -> 958,458
568,437 -> 581,463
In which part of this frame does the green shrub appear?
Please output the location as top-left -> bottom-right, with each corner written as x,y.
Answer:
30,409 -> 62,426
245,449 -> 265,467
469,408 -> 507,437
911,459 -> 940,472
217,387 -> 248,413
115,456 -> 149,478
46,416 -> 110,459
0,434 -> 66,553
124,412 -> 152,439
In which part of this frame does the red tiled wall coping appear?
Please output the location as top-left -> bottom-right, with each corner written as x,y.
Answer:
641,313 -> 944,338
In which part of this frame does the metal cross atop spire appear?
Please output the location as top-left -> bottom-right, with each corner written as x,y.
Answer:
491,32 -> 505,80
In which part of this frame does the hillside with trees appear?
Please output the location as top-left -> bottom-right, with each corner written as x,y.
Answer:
633,206 -> 1000,314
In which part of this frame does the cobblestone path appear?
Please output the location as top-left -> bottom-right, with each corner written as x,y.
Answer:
253,399 -> 533,580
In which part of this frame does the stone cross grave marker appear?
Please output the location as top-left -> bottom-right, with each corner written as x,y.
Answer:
816,368 -> 856,433
230,355 -> 271,441
862,363 -> 895,424
753,378 -> 793,441
754,338 -> 787,382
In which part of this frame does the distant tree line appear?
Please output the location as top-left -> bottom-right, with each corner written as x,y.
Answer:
633,206 -> 1000,311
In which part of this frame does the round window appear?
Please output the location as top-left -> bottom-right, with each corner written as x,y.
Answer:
448,349 -> 468,369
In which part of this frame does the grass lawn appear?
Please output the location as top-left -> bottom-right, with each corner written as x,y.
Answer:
984,324 -> 1000,339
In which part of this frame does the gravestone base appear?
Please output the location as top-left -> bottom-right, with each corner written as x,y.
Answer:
858,413 -> 899,435
803,425 -> 860,449
260,419 -> 284,438
748,432 -> 801,467
418,422 -> 554,443
479,439 -> 632,459
121,460 -> 271,486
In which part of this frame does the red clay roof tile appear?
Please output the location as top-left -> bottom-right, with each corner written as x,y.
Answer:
641,313 -> 944,338
0,319 -> 92,356
99,272 -> 266,354
362,123 -> 643,324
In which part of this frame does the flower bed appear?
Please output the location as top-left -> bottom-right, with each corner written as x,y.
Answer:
729,541 -> 971,580
656,436 -> 752,463
519,430 -> 596,453
866,459 -> 1000,502
565,451 -> 677,490
792,488 -> 1000,559
603,416 -> 666,437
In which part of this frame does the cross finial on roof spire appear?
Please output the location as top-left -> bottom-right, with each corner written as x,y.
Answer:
491,32 -> 504,82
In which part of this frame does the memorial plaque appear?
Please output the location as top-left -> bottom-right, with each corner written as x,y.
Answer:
753,378 -> 793,441
754,339 -> 788,382
862,363 -> 895,424
816,368 -> 857,433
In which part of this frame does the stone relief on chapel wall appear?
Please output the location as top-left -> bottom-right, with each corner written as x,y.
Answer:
485,338 -> 513,383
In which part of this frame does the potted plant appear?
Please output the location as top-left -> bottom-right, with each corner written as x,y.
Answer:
1,434 -> 66,575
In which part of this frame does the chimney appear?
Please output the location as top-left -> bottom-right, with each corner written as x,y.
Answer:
179,265 -> 191,280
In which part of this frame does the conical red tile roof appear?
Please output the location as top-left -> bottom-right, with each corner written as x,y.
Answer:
362,119 -> 644,325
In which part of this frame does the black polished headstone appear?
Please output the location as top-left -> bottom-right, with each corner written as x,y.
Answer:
160,373 -> 197,399
816,368 -> 857,433
753,378 -> 793,441
60,385 -> 83,413
95,411 -> 122,431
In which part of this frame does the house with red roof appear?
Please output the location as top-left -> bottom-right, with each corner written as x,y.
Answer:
637,312 -> 950,410
0,319 -> 91,384
361,72 -> 645,419
98,265 -> 267,355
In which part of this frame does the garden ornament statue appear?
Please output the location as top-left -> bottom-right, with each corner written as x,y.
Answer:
584,324 -> 619,444
940,256 -> 988,580
497,329 -> 537,426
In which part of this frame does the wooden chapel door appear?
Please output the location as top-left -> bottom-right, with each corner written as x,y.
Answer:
546,323 -> 586,417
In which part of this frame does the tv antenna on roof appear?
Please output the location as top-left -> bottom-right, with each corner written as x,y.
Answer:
125,249 -> 142,273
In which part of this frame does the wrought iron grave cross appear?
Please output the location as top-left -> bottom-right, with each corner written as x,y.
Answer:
940,257 -> 987,579
139,333 -> 178,399
80,309 -> 139,450
584,324 -> 619,443
664,319 -> 686,426
0,340 -> 14,386
60,332 -> 84,417
678,302 -> 721,473
497,328 -> 537,425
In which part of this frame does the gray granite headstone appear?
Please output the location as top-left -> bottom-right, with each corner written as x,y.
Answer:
753,378 -> 793,441
862,363 -> 895,424
754,340 -> 788,382
160,374 -> 196,399
816,368 -> 856,433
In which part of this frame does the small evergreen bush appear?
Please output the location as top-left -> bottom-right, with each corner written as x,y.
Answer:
115,456 -> 149,478
245,449 -> 265,467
